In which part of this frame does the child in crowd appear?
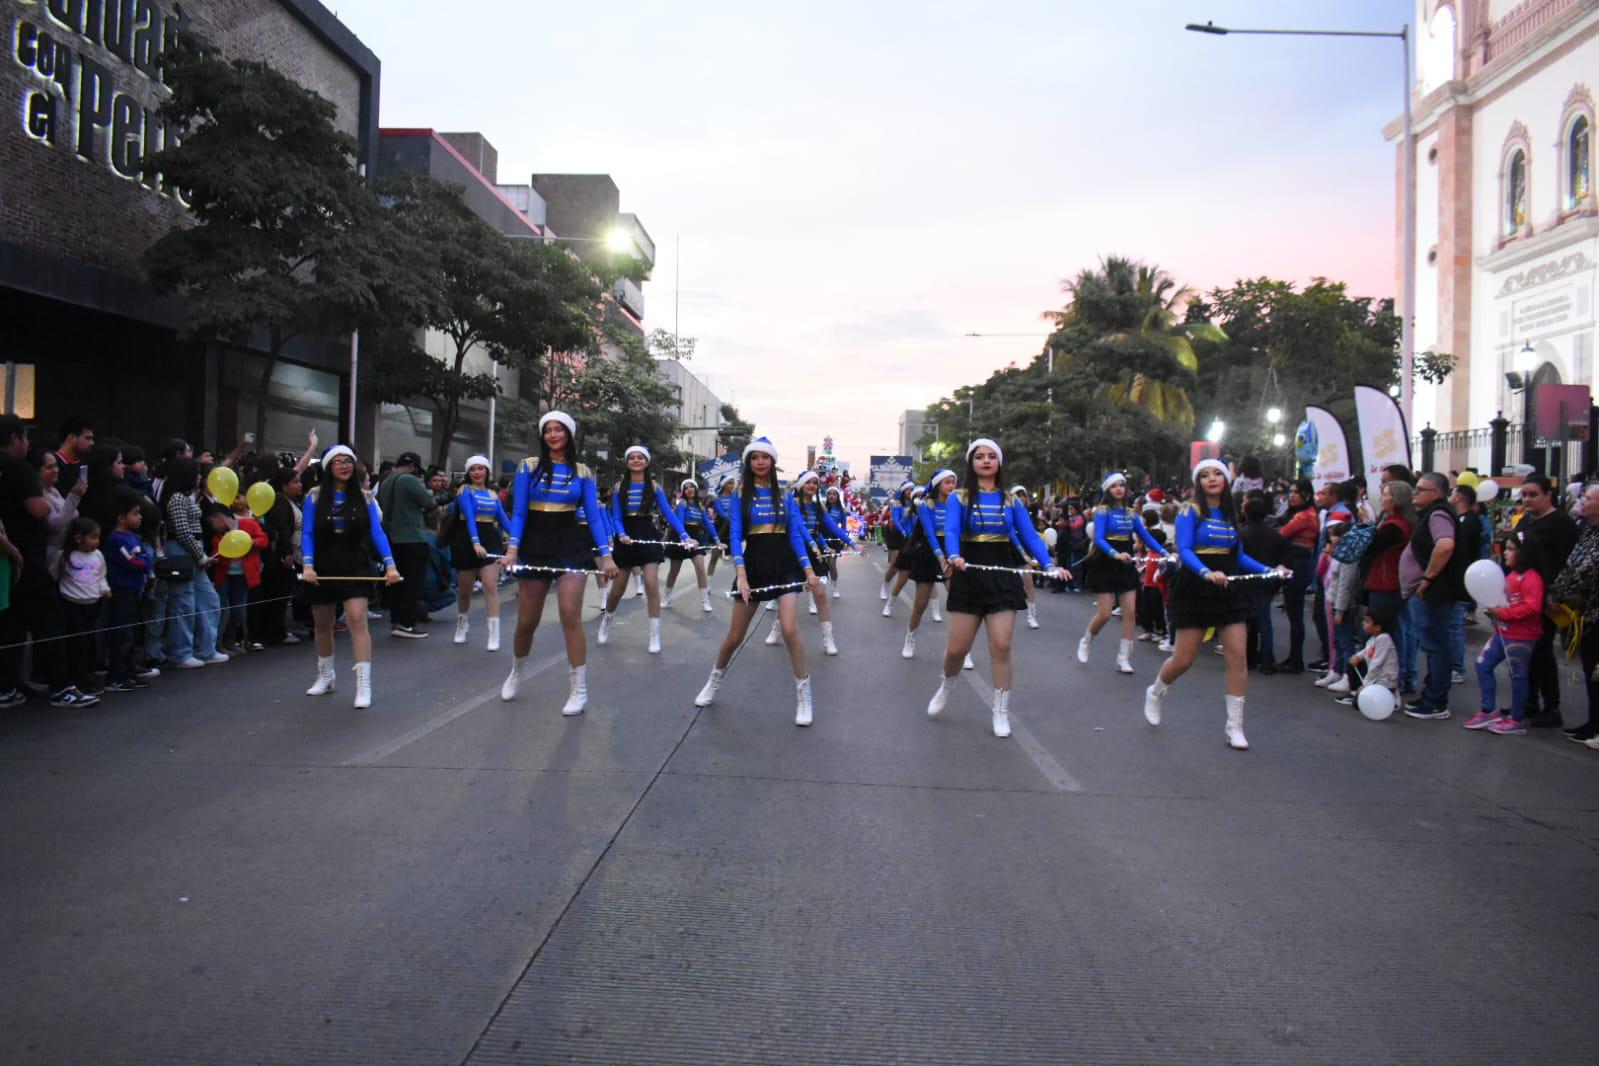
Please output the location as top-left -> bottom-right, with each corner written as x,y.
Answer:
57,516 -> 110,698
104,498 -> 153,691
1135,519 -> 1168,642
1334,609 -> 1398,708
1465,534 -> 1545,736
1323,522 -> 1363,692
421,510 -> 458,616
208,500 -> 268,654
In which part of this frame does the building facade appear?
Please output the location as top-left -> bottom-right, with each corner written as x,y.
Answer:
654,358 -> 722,466
1,0 -> 379,456
898,409 -> 927,460
1394,0 -> 1598,477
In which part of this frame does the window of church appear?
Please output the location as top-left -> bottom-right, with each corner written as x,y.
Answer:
1506,149 -> 1528,236
1569,116 -> 1591,210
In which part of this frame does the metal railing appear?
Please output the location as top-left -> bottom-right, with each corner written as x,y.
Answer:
1413,422 -> 1526,475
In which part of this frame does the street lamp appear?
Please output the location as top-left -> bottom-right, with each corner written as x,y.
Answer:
1266,406 -> 1282,425
1206,419 -> 1226,443
1272,433 -> 1287,447
1186,18 -> 1415,428
1514,341 -> 1538,375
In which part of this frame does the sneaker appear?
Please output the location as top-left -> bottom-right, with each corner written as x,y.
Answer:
102,680 -> 136,693
1451,671 -> 1465,685
247,641 -> 266,653
204,652 -> 230,664
1403,703 -> 1451,721
1333,694 -> 1356,705
135,666 -> 161,680
280,633 -> 302,645
1157,639 -> 1174,653
128,676 -> 151,689
1136,632 -> 1152,642
1463,711 -> 1501,730
173,657 -> 206,669
48,686 -> 100,708
1327,676 -> 1350,694
1314,671 -> 1340,688
0,688 -> 26,709
367,608 -> 384,620
1488,716 -> 1527,735
1586,735 -> 1599,750
391,625 -> 429,639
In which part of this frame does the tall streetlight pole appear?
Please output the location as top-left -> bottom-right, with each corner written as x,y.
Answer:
1185,20 -> 1415,427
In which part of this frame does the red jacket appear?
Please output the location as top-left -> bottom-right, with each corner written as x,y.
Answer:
211,517 -> 269,590
1494,569 -> 1545,642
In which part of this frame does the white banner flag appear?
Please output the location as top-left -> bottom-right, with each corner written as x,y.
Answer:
1353,385 -> 1412,499
1304,405 -> 1352,491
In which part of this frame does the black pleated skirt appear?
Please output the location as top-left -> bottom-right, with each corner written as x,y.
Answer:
517,509 -> 595,581
736,532 -> 808,603
1082,550 -> 1140,594
1167,557 -> 1253,630
448,519 -> 505,572
946,540 -> 1028,616
613,513 -> 667,568
298,534 -> 379,605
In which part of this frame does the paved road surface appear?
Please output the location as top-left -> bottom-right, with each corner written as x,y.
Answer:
2,554 -> 1595,1064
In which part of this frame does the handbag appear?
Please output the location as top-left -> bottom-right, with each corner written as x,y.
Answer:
155,552 -> 196,583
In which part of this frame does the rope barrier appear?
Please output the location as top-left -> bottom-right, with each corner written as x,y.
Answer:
723,580 -> 813,599
0,592 -> 303,653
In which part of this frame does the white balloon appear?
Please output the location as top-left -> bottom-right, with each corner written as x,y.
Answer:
1476,479 -> 1499,503
1464,558 -> 1508,608
1358,684 -> 1396,721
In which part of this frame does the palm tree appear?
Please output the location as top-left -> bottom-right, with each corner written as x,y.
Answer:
1045,256 -> 1224,431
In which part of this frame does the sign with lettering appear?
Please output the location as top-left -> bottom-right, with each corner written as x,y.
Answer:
12,0 -> 190,199
868,455 -> 914,504
1512,288 -> 1574,336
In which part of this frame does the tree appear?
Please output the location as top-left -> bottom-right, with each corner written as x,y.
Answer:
716,403 -> 755,457
1188,277 -> 1399,465
143,35 -> 413,446
571,305 -> 688,486
361,173 -> 602,468
1043,256 -> 1222,431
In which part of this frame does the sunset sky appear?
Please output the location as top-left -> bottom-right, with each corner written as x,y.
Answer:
337,0 -> 1408,474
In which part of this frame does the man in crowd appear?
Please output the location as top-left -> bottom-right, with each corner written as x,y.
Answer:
1401,472 -> 1463,720
51,416 -> 94,497
376,451 -> 436,639
1516,475 -> 1579,728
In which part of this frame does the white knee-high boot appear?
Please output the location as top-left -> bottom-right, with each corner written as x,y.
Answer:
353,662 -> 372,709
307,654 -> 335,696
562,665 -> 588,715
1225,694 -> 1249,750
1116,639 -> 1135,674
927,672 -> 958,718
485,616 -> 500,652
991,688 -> 1011,738
1143,676 -> 1169,726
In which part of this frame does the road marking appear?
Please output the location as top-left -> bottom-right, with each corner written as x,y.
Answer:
867,556 -> 1083,793
342,648 -> 568,767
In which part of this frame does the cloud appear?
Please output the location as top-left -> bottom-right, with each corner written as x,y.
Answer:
831,309 -> 946,348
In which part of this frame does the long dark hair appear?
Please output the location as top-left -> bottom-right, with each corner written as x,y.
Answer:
739,451 -> 776,518
1193,467 -> 1238,524
616,453 -> 658,516
531,420 -> 575,491
957,450 -> 1001,530
159,457 -> 199,510
314,457 -> 369,542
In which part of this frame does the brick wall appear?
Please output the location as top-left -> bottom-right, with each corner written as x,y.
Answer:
1,0 -> 364,285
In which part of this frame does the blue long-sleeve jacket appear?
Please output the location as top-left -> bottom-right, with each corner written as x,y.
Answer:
918,498 -> 951,561
1175,502 -> 1267,578
891,504 -> 913,537
507,460 -> 611,556
943,489 -> 1052,564
796,496 -> 854,550
302,487 -> 395,568
728,484 -> 813,571
612,480 -> 690,541
1093,506 -> 1166,557
676,500 -> 711,533
455,486 -> 512,546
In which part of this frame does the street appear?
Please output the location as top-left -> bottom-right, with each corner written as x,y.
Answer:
2,554 -> 1596,1065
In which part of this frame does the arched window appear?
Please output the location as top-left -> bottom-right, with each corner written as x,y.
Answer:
1570,115 -> 1591,210
1506,149 -> 1528,236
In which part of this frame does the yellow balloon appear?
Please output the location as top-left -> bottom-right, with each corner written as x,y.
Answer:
207,465 -> 239,506
218,529 -> 253,559
246,481 -> 276,517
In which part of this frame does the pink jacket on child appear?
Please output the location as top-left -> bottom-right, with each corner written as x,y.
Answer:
1494,569 -> 1545,642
